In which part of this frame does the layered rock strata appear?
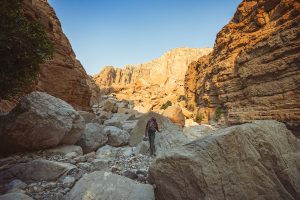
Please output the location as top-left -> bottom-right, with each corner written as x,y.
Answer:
185,0 -> 300,133
95,48 -> 211,90
94,48 -> 212,111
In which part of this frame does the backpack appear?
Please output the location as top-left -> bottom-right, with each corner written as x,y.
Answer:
147,118 -> 157,132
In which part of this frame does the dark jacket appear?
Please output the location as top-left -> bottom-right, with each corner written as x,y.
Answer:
145,117 -> 159,137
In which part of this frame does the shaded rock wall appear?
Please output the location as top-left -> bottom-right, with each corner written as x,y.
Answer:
184,0 -> 300,133
0,0 -> 100,112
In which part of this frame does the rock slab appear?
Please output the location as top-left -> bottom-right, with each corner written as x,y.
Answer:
66,171 -> 155,200
149,121 -> 300,200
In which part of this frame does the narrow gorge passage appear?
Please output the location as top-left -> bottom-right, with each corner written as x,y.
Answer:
0,0 -> 299,200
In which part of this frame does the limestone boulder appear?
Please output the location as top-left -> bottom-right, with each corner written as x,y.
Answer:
0,193 -> 33,200
66,171 -> 155,200
104,126 -> 130,147
96,145 -> 134,160
183,124 -> 215,140
102,99 -> 118,113
116,101 -> 129,109
162,106 -> 185,127
0,92 -> 85,154
77,111 -> 96,123
45,145 -> 83,156
76,123 -> 108,154
121,120 -> 138,133
149,121 -> 300,200
0,159 -> 76,184
103,113 -> 133,128
129,112 -> 189,156
96,110 -> 112,120
135,141 -> 150,155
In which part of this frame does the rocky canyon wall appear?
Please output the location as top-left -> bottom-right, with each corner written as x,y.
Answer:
94,48 -> 211,111
0,0 -> 100,112
185,0 -> 300,133
95,48 -> 211,92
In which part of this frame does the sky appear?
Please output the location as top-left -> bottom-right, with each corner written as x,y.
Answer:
48,0 -> 242,75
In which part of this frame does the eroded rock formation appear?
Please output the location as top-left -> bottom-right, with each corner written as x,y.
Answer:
0,0 -> 100,112
94,48 -> 212,111
184,0 -> 300,133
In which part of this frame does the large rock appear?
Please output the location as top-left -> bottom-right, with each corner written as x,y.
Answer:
0,193 -> 33,200
149,121 -> 300,200
95,145 -> 135,164
120,120 -> 138,132
0,92 -> 85,154
66,171 -> 155,200
102,99 -> 118,113
184,0 -> 300,133
103,113 -> 133,128
76,123 -> 108,154
0,159 -> 76,184
162,106 -> 185,127
77,111 -> 96,123
129,112 -> 189,156
104,126 -> 130,147
45,145 -> 83,156
183,122 -> 215,140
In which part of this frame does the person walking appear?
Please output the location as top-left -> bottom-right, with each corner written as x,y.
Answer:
144,117 -> 160,156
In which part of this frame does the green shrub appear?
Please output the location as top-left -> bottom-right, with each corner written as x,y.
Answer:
215,107 -> 222,121
195,114 -> 203,122
187,104 -> 195,111
160,100 -> 172,110
0,0 -> 53,99
178,95 -> 187,102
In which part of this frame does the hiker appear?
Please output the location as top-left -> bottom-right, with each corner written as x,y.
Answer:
144,117 -> 160,156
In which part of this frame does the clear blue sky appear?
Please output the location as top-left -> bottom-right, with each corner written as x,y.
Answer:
48,0 -> 242,75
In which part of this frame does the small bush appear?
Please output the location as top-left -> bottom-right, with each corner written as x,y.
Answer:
0,0 -> 53,99
195,114 -> 203,122
215,107 -> 222,121
187,104 -> 195,111
178,95 -> 187,102
160,100 -> 172,110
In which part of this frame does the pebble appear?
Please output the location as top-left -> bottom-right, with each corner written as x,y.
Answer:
62,176 -> 76,188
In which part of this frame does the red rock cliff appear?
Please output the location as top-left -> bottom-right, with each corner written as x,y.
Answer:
185,0 -> 300,133
0,0 -> 100,112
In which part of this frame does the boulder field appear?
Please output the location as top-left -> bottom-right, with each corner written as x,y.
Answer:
0,92 -> 299,200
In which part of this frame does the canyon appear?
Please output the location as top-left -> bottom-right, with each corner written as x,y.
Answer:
0,0 -> 299,200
